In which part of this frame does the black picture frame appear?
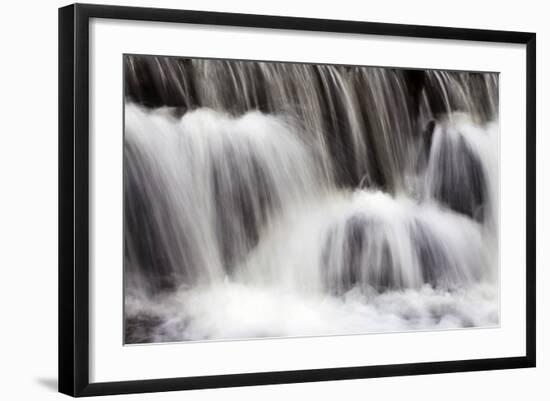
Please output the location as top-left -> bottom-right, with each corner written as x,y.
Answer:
59,3 -> 536,397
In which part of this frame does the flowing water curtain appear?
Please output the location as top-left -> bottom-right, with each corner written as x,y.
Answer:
124,104 -> 330,293
422,70 -> 499,123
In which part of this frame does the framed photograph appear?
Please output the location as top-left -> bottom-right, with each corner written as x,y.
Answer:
59,3 -> 536,397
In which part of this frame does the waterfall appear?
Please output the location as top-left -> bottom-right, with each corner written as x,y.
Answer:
124,55 -> 499,343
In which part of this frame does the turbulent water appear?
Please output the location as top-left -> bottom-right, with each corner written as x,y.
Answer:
123,55 -> 499,344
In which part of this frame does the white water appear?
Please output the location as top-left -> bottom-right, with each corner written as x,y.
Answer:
125,282 -> 498,343
124,103 -> 499,343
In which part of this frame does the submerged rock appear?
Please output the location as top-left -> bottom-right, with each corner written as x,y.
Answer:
426,125 -> 487,222
321,214 -> 401,295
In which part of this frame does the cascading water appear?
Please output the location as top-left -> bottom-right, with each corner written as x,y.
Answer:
124,55 -> 499,344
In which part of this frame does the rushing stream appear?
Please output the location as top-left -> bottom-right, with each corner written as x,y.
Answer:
123,55 -> 499,344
